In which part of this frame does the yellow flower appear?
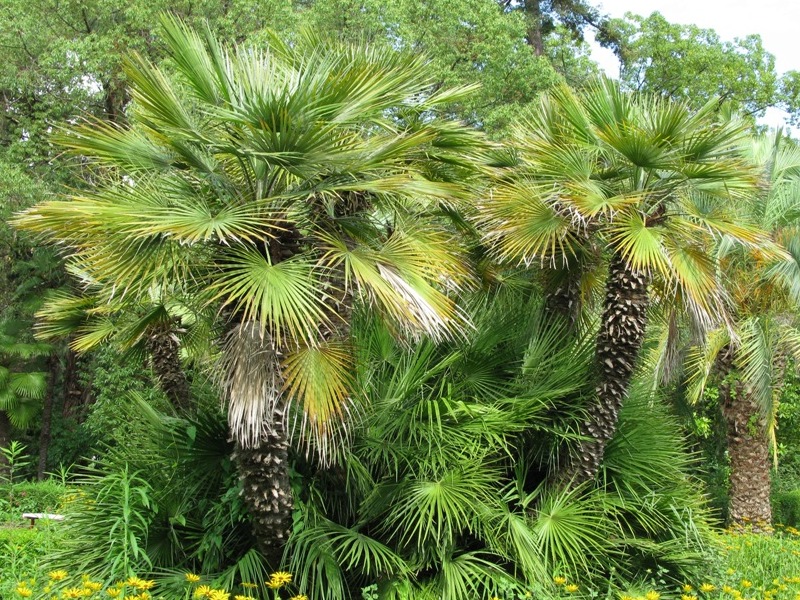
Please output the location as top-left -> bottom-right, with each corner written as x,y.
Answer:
723,586 -> 736,594
566,584 -> 579,593
194,585 -> 214,598
682,595 -> 698,600
234,596 -> 256,600
700,584 -> 716,593
683,585 -> 694,593
289,596 -> 309,600
49,571 -> 69,581
620,595 -> 636,600
185,573 -> 201,583
645,592 -> 660,600
269,572 -> 293,587
727,570 -> 737,576
209,591 -> 230,600
106,590 -> 121,598
16,586 -> 33,598
742,581 -> 753,589
62,589 -> 84,599
554,577 -> 567,586
138,580 -> 156,591
85,581 -> 102,592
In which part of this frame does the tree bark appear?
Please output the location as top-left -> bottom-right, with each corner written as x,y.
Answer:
542,265 -> 582,330
234,422 -> 293,566
523,0 -> 546,56
37,355 -> 57,480
719,367 -> 773,527
147,325 -> 193,414
567,253 -> 649,484
0,411 -> 11,477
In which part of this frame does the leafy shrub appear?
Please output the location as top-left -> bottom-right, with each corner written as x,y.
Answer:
774,490 -> 800,528
288,295 -> 716,599
1,480 -> 70,514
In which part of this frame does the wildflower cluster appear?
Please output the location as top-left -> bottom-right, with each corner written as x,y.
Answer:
11,570 -> 307,600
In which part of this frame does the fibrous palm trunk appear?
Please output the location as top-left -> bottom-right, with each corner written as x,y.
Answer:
569,253 -> 649,484
226,224 -> 305,564
234,422 -> 293,565
147,325 -> 192,413
719,368 -> 772,527
542,267 -> 582,330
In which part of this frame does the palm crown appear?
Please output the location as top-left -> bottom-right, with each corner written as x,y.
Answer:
15,17 -> 485,454
480,79 -> 766,323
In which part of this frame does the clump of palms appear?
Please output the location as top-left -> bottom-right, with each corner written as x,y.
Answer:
478,79 -> 768,484
287,288 -> 715,599
14,17 -> 488,560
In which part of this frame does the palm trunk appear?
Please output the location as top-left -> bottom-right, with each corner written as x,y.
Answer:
720,372 -> 772,527
147,325 -> 192,413
234,422 -> 294,565
568,253 -> 649,484
542,264 -> 583,330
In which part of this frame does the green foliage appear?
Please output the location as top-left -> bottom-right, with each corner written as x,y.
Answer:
774,490 -> 800,528
776,366 -> 800,495
298,0 -> 562,133
2,479 -> 68,513
719,527 -> 800,590
598,11 -> 791,120
43,393 -> 273,594
0,440 -> 31,484
47,463 -> 155,580
0,522 -> 61,599
287,292 -> 716,599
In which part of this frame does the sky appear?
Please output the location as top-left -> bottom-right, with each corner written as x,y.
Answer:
586,0 -> 800,129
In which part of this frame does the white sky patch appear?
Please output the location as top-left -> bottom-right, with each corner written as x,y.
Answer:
586,0 -> 800,132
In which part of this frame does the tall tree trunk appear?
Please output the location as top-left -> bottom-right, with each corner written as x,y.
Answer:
147,325 -> 192,414
37,355 -> 57,480
720,369 -> 773,527
234,422 -> 293,566
567,253 -> 649,484
523,0 -> 546,56
0,411 -> 11,476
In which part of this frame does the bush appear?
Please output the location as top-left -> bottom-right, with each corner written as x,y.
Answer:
774,490 -> 800,527
0,480 -> 70,515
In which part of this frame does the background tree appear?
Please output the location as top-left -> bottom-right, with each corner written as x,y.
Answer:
597,12 -> 800,122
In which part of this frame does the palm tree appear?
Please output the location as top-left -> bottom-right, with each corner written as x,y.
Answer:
0,322 -> 50,469
15,18 -> 484,562
686,132 -> 800,526
479,79 -> 767,484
